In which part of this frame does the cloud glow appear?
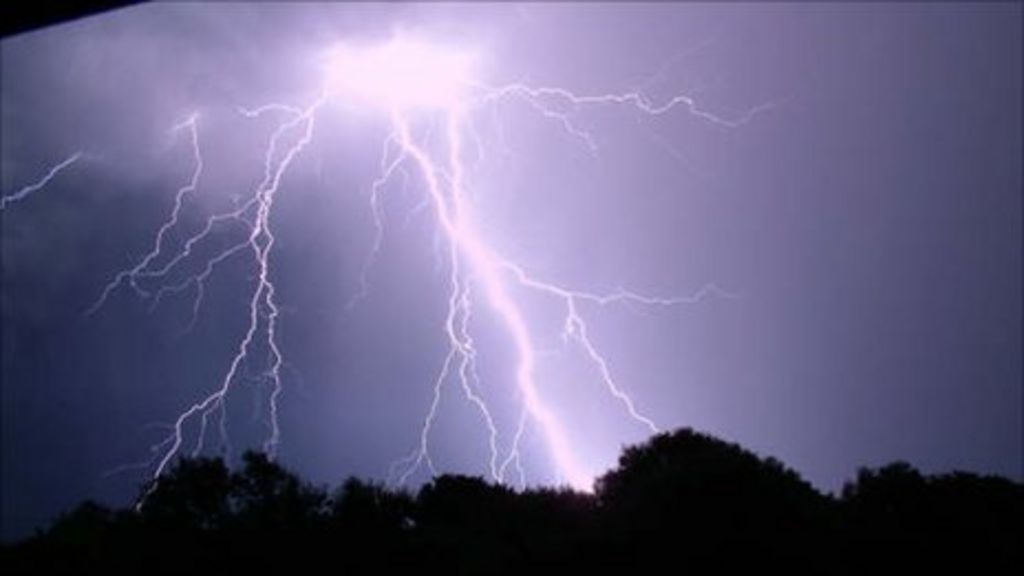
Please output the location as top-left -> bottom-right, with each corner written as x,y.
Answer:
326,37 -> 476,111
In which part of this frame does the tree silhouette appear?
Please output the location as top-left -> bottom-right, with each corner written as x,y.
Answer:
839,461 -> 1023,573
594,428 -> 832,571
415,475 -> 522,571
232,451 -> 326,530
2,429 -> 1020,573
328,477 -> 415,569
512,487 -> 597,566
137,456 -> 233,531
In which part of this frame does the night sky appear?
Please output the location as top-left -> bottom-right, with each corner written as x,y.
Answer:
2,3 -> 1020,540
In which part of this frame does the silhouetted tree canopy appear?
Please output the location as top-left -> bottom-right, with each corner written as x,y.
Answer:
597,428 -> 826,529
2,427 -> 1020,574
137,456 -> 234,531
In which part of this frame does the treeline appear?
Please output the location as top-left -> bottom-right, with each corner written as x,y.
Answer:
3,428 -> 1021,573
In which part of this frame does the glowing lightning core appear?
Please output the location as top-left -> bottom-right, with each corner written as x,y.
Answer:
76,35 -> 766,494
327,39 -> 476,111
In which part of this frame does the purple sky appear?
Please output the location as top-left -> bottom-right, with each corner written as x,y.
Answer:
2,3 -> 1021,539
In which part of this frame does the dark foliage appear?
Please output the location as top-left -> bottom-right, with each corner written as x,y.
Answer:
2,428 -> 1020,574
595,429 -> 834,572
837,462 -> 1023,574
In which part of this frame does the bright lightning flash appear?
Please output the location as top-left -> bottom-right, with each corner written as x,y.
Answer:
73,35 -> 764,495
326,39 -> 475,111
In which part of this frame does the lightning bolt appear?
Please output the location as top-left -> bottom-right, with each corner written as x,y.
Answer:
85,115 -> 204,316
147,95 -> 327,479
382,84 -> 760,489
0,152 -> 82,211
85,95 -> 327,488
70,38 -> 767,496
